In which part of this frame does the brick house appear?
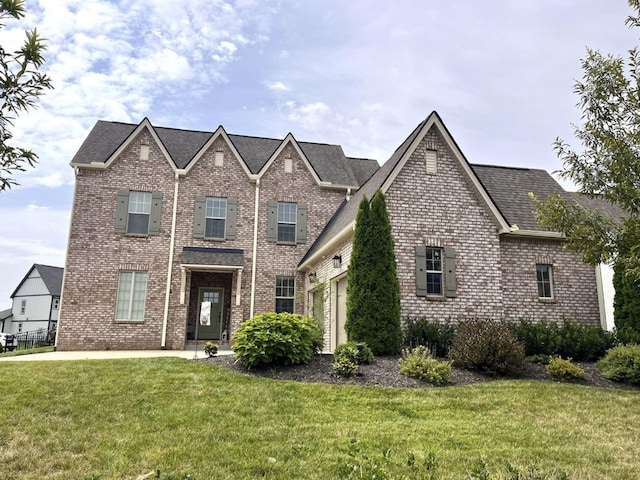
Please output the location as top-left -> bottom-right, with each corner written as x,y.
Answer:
57,111 -> 603,351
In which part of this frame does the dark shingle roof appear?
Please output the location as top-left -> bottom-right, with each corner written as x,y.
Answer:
72,121 -> 135,165
569,193 -> 625,224
348,157 -> 380,186
36,265 -> 64,296
470,165 -> 575,231
0,308 -> 11,321
10,264 -> 64,298
181,247 -> 244,267
72,120 -> 371,187
156,127 -> 212,170
227,134 -> 281,173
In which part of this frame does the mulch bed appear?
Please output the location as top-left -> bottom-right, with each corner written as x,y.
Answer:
200,354 -> 639,390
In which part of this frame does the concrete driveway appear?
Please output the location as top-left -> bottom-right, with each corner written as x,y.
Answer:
0,347 -> 233,361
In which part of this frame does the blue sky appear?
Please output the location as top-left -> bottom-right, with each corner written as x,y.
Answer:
0,0 -> 636,310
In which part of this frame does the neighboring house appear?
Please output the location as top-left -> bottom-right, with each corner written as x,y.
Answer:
0,308 -> 12,332
58,112 -> 605,351
4,264 -> 63,335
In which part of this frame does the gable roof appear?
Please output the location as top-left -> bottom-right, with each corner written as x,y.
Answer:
348,157 -> 380,186
0,308 -> 11,322
299,111 -> 513,268
569,193 -> 626,224
10,264 -> 64,298
72,120 -> 371,188
470,164 -> 576,232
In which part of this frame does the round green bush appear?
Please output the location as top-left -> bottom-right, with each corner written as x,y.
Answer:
398,346 -> 452,385
597,344 -> 640,385
231,312 -> 323,369
449,319 -> 525,376
546,356 -> 585,380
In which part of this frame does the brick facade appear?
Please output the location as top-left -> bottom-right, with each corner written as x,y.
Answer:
58,115 -> 603,351
58,126 -> 347,350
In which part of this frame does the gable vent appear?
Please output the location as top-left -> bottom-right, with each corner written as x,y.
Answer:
140,143 -> 150,161
284,157 -> 293,173
214,151 -> 224,167
425,150 -> 437,175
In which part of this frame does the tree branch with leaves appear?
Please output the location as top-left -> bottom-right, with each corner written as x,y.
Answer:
0,0 -> 53,191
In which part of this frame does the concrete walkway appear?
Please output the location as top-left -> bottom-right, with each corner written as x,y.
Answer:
0,346 -> 234,362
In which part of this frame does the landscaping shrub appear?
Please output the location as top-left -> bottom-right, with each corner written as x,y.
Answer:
510,318 -> 560,356
546,357 -> 585,380
449,319 -> 525,376
399,346 -> 452,385
333,344 -> 360,377
402,316 -> 456,357
232,312 -> 323,369
511,318 -> 616,361
597,344 -> 640,385
333,342 -> 374,377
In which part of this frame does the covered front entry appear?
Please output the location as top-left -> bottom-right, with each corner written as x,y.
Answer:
187,272 -> 232,341
180,247 -> 244,344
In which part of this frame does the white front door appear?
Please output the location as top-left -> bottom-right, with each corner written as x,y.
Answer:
336,277 -> 348,346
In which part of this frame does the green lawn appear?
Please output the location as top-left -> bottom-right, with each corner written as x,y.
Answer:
0,358 -> 638,479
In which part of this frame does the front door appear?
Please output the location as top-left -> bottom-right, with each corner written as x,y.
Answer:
197,288 -> 223,340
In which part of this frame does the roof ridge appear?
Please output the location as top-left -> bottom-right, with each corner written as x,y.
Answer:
471,163 -> 545,172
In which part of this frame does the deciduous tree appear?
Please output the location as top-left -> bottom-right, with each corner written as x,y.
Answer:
1,0 -> 53,191
533,0 -> 640,341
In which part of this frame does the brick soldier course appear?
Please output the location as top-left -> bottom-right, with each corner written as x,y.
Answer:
57,111 -> 603,351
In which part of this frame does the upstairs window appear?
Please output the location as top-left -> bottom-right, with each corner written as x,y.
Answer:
52,298 -> 60,310
205,197 -> 227,239
275,276 -> 295,313
536,264 -> 554,299
267,201 -> 307,244
128,191 -> 152,234
277,202 -> 297,243
20,299 -> 26,315
115,189 -> 163,235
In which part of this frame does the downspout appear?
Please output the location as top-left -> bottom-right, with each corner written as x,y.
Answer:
250,178 -> 260,318
161,172 -> 180,348
55,166 -> 80,349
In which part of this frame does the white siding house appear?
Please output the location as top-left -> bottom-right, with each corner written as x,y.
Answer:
5,264 -> 63,334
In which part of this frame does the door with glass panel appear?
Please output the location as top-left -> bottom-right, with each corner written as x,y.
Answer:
197,288 -> 223,340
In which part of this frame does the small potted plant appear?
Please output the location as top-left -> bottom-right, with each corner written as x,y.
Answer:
204,341 -> 218,357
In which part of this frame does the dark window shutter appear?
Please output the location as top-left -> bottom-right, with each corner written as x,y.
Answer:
296,203 -> 307,244
149,191 -> 163,235
267,201 -> 277,242
193,196 -> 206,238
226,197 -> 238,240
415,246 -> 427,297
115,189 -> 129,233
444,247 -> 457,298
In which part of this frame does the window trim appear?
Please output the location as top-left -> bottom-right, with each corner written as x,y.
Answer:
425,247 -> 443,296
277,202 -> 297,244
275,276 -> 295,313
127,191 -> 152,234
536,264 -> 554,299
20,299 -> 26,315
52,298 -> 60,310
204,196 -> 227,240
115,271 -> 148,322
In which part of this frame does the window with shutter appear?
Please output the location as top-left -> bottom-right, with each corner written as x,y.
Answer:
415,246 -> 456,298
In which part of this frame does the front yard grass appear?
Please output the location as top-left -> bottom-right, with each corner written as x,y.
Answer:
0,357 -> 638,479
0,346 -> 55,358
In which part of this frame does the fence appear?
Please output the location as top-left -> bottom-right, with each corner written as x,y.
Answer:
15,327 -> 56,350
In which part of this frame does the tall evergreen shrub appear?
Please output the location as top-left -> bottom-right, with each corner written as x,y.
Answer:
346,191 -> 402,355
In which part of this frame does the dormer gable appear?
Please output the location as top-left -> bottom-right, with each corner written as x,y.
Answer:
181,126 -> 255,179
257,133 -> 326,186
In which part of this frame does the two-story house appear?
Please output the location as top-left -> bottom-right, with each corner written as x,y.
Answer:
57,112 -> 603,351
5,264 -> 63,335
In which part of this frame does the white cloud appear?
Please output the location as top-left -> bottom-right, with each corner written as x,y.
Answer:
267,81 -> 289,92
